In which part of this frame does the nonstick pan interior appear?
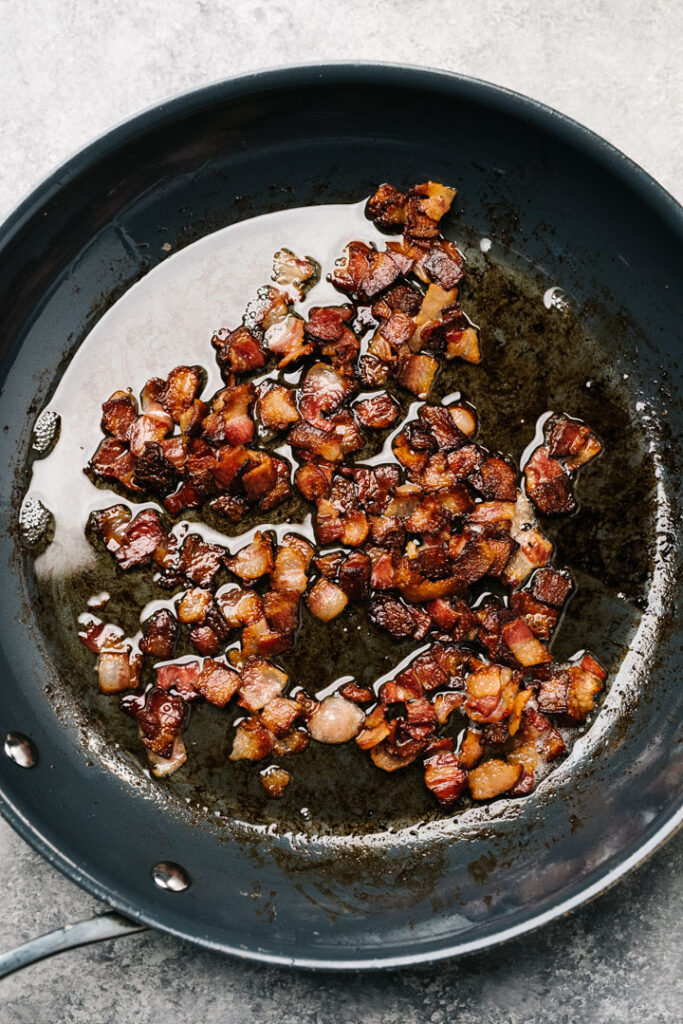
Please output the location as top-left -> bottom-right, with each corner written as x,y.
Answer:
0,65 -> 680,968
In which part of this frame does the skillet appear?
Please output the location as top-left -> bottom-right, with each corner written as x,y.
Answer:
0,63 -> 681,972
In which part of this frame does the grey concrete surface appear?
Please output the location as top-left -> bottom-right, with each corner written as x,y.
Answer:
0,1 -> 681,1021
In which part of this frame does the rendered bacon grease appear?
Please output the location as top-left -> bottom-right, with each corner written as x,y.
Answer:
80,182 -> 605,809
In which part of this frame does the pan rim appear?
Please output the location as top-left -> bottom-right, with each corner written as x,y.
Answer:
0,62 -> 681,970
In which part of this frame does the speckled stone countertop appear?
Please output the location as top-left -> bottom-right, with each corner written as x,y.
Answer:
0,2 -> 681,1021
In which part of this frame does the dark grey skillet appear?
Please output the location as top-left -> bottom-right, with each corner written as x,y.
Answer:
0,64 -> 680,975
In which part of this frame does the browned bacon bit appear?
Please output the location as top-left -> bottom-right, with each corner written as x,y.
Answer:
101,390 -> 138,440
338,682 -> 374,704
135,688 -> 186,758
156,661 -> 201,702
424,752 -> 467,808
260,765 -> 292,798
90,437 -> 141,492
256,383 -> 299,431
354,392 -> 400,429
140,609 -> 178,658
524,446 -> 576,516
566,653 -> 606,721
226,531 -> 273,581
229,718 -> 273,761
468,758 -> 522,800
369,593 -> 431,641
272,248 -> 319,300
396,353 -> 439,399
366,183 -> 408,231
97,651 -> 140,694
306,577 -> 349,621
212,326 -> 265,377
238,657 -> 288,711
82,181 -> 609,804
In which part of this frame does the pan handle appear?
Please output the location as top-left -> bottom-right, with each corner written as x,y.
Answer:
0,911 -> 147,980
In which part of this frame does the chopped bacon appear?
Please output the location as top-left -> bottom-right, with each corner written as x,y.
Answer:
146,734 -> 187,778
264,314 -> 313,367
140,609 -> 178,658
530,567 -> 573,607
424,752 -> 467,807
368,593 -> 431,640
272,248 -> 318,299
337,551 -> 371,601
509,592 -> 559,641
355,705 -> 391,749
354,392 -> 400,428
101,390 -> 138,440
212,326 -> 265,376
100,508 -> 165,570
405,181 -> 456,240
229,718 -> 273,761
136,688 -> 186,758
156,661 -> 201,702
459,728 -> 484,769
97,651 -> 140,694
308,695 -> 365,743
238,657 -> 288,711
177,586 -> 212,624
306,578 -> 349,621
226,531 -> 274,581
366,183 -> 408,231
260,696 -> 302,737
289,422 -> 344,462
177,534 -> 225,587
332,241 -> 408,302
433,692 -> 465,724
260,766 -> 292,798
257,384 -> 299,431
202,384 -> 255,447
240,452 -> 277,502
194,660 -> 241,706
524,446 -> 576,515
270,533 -> 313,595
79,619 -> 126,653
160,366 -> 203,423
299,362 -> 356,429
566,653 -> 606,721
469,456 -> 517,500
422,240 -> 464,289
465,664 -> 518,723
339,681 -> 374,704
468,758 -> 522,800
396,353 -> 439,399
358,354 -> 391,387
241,617 -> 293,657
547,414 -> 602,470
264,589 -> 300,634
443,325 -> 482,363
90,438 -> 140,492
502,618 -> 552,666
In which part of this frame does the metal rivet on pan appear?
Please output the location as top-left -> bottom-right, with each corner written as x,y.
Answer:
32,409 -> 61,456
4,732 -> 38,768
152,862 -> 190,892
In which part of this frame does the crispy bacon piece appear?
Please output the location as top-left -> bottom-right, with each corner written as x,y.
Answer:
524,446 -> 576,515
160,366 -> 203,423
422,240 -> 464,289
424,752 -> 468,807
156,661 -> 201,702
193,660 -> 241,707
355,705 -> 391,749
215,587 -> 262,631
396,353 -> 439,399
289,422 -> 344,463
332,241 -> 408,302
405,181 -> 456,240
212,326 -> 265,376
257,384 -> 299,431
299,362 -> 356,429
536,668 -> 570,715
509,592 -> 559,641
177,534 -> 225,587
140,609 -> 178,658
238,657 -> 288,711
226,531 -> 274,581
264,314 -> 313,368
202,384 -> 255,447
469,457 -> 517,500
358,354 -> 390,387
97,651 -> 140,694
442,324 -> 481,363
308,695 -> 365,743
177,587 -> 212,624
530,567 -> 573,607
368,593 -> 431,641
354,392 -> 400,428
465,664 -> 518,723
306,578 -> 349,621
566,653 -> 606,721
96,508 -> 165,570
428,597 -> 477,640
145,735 -> 187,778
260,697 -> 302,737
229,718 -> 273,761
468,758 -> 522,800
90,437 -> 140,492
459,728 -> 484,769
136,688 -> 186,758
101,390 -> 138,440
508,708 -> 567,777
272,248 -> 318,300
271,533 -> 314,595
241,617 -> 293,657
132,442 -> 177,496
305,306 -> 359,365
272,729 -> 310,757
337,551 -> 371,601
502,618 -> 552,667
260,765 -> 292,798
263,589 -> 300,634
79,619 -> 125,653
433,692 -> 465,724
547,415 -> 602,470
366,183 -> 408,231
339,681 -> 374,704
